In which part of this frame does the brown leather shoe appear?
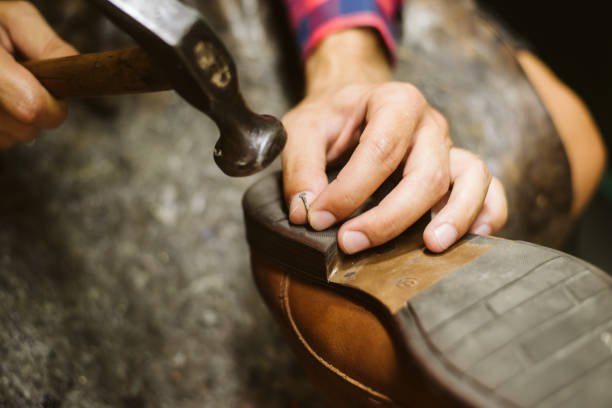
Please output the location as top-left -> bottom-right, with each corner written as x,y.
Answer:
244,173 -> 612,408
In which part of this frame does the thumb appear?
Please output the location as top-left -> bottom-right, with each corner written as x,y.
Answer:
282,112 -> 330,225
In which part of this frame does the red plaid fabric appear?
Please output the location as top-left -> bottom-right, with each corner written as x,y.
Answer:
285,0 -> 402,58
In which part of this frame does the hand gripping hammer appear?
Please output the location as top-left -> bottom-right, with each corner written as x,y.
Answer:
23,0 -> 287,177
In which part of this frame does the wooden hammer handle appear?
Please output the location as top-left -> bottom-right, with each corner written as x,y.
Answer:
22,48 -> 171,99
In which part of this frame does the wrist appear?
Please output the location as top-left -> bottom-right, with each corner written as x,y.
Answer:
305,28 -> 392,96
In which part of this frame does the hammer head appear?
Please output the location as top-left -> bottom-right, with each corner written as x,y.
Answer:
89,0 -> 286,177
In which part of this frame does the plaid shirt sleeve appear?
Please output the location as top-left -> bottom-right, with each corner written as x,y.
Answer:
285,0 -> 402,59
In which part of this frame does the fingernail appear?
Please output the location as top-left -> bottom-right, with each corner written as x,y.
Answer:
342,231 -> 371,254
473,224 -> 492,236
289,191 -> 314,220
434,223 -> 458,250
309,210 -> 336,230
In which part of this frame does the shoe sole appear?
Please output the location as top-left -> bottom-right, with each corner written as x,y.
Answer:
243,173 -> 612,408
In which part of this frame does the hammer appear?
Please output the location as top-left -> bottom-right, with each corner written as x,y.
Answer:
22,0 -> 287,177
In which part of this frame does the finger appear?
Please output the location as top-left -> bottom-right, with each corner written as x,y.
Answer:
423,148 -> 492,253
0,1 -> 77,59
0,109 -> 39,144
469,176 -> 508,236
0,46 -> 68,129
282,110 -> 332,225
308,83 -> 428,231
336,114 -> 452,254
0,24 -> 13,53
283,88 -> 372,224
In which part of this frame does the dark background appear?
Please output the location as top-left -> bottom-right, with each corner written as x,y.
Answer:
478,0 -> 612,271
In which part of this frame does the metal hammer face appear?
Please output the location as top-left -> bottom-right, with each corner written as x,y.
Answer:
89,0 -> 287,177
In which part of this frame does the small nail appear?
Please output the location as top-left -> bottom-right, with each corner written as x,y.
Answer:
472,224 -> 492,236
434,223 -> 458,250
309,210 -> 336,230
299,192 -> 312,214
289,191 -> 314,221
342,231 -> 371,254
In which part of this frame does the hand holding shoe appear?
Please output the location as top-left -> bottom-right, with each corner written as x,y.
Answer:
282,29 -> 508,254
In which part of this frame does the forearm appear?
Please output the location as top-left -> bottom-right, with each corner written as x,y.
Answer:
305,28 -> 392,96
283,0 -> 401,94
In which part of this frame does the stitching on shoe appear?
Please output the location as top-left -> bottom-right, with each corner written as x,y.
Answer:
281,274 -> 396,405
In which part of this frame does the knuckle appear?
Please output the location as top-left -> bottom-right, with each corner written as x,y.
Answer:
339,189 -> 360,211
430,109 -> 450,135
375,82 -> 426,107
40,38 -> 67,58
373,82 -> 396,97
396,82 -> 422,98
429,166 -> 451,196
363,136 -> 398,170
373,219 -> 402,243
14,90 -> 45,126
399,83 -> 427,107
355,218 -> 391,247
